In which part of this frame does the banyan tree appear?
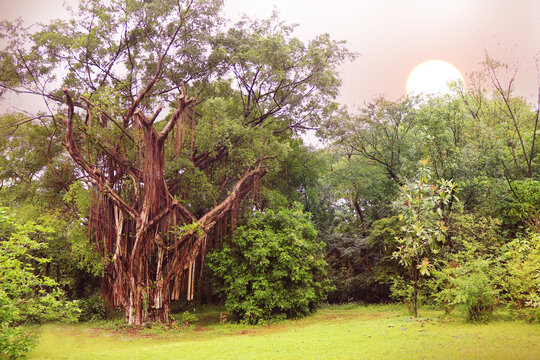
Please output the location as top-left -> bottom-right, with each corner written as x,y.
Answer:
0,0 -> 352,324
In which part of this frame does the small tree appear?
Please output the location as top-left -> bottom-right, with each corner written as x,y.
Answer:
207,204 -> 331,324
392,162 -> 456,318
0,208 -> 79,359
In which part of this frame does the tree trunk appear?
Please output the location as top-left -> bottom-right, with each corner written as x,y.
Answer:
411,263 -> 418,319
352,185 -> 369,237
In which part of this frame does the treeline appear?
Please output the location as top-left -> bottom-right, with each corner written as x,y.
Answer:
313,60 -> 539,322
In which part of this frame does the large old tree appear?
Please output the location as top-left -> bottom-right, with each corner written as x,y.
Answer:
0,0 -> 352,324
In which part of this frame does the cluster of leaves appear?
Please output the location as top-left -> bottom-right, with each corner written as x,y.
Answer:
451,259 -> 500,322
172,311 -> 199,327
324,232 -> 390,303
207,204 -> 331,324
507,180 -> 540,231
0,207 -> 79,359
77,295 -> 109,322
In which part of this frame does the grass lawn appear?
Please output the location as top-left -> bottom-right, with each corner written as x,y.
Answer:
28,304 -> 540,360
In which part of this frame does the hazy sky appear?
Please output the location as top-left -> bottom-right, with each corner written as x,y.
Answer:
1,0 -> 540,110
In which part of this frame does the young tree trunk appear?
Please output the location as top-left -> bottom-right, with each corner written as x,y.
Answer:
411,263 -> 418,319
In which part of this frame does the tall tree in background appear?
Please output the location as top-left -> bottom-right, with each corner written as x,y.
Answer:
0,0 -> 352,324
460,57 -> 540,184
323,97 -> 420,186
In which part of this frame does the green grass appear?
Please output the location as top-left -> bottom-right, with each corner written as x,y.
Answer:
29,304 -> 540,360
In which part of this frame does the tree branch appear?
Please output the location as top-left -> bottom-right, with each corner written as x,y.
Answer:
158,83 -> 196,143
123,20 -> 186,126
63,89 -> 139,220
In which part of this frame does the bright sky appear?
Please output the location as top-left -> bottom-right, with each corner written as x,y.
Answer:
1,0 -> 540,110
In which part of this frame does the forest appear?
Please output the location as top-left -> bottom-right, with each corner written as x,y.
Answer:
0,0 -> 539,359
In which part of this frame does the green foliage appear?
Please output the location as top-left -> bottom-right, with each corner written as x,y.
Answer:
445,212 -> 503,255
392,165 -> 456,270
368,216 -> 406,285
214,15 -> 355,131
324,232 -> 390,303
507,179 -> 540,230
322,97 -> 422,187
501,231 -> 540,321
172,311 -> 199,327
0,114 -> 71,208
415,95 -> 470,181
0,207 -> 79,359
427,211 -> 504,321
78,295 -> 109,322
430,235 -> 502,322
207,204 -> 331,324
389,277 -> 415,309
323,154 -> 397,228
177,221 -> 203,239
0,114 -> 102,297
452,259 -> 499,322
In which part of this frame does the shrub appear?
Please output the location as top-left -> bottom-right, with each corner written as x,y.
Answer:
432,256 -> 499,322
501,231 -> 540,322
207,204 -> 331,324
78,295 -> 109,322
0,207 -> 79,359
426,211 -> 504,320
389,276 -> 415,312
172,311 -> 199,326
453,259 -> 499,322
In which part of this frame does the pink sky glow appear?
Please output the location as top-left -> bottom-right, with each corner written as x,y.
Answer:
1,0 -> 539,111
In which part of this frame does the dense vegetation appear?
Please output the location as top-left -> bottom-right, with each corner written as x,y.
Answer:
0,208 -> 79,359
207,204 -> 331,324
0,0 -> 539,358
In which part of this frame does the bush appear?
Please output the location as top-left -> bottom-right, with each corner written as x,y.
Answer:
433,257 -> 499,322
78,295 -> 109,322
453,259 -> 498,322
426,211 -> 504,321
0,293 -> 35,360
501,232 -> 540,322
172,311 -> 199,326
0,208 -> 79,359
389,276 -> 415,312
207,204 -> 331,324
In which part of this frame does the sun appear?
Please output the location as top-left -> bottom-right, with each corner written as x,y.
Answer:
406,60 -> 464,96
